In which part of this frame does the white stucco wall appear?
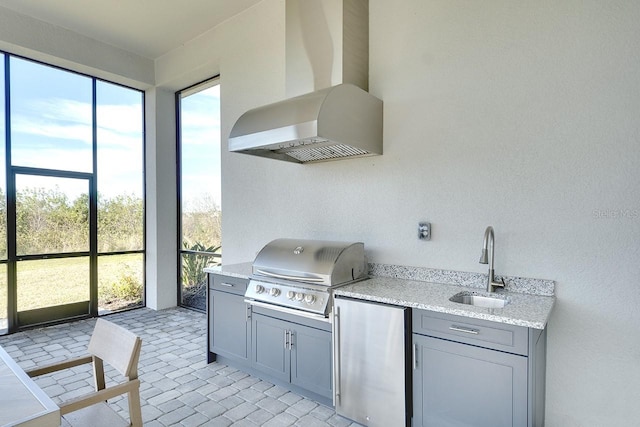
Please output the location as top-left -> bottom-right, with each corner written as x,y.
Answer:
1,0 -> 638,424
160,1 -> 639,425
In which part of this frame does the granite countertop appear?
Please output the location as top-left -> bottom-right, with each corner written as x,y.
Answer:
335,278 -> 555,329
205,262 -> 555,330
204,262 -> 252,279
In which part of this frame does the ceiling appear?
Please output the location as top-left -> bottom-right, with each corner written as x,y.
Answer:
0,0 -> 263,60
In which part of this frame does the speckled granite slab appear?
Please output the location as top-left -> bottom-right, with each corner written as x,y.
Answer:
335,277 -> 555,329
369,263 -> 555,296
204,262 -> 252,279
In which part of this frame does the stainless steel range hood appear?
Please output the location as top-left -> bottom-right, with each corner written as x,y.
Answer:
228,84 -> 382,163
229,0 -> 382,164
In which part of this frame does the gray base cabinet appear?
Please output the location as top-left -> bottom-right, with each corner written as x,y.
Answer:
206,272 -> 332,403
251,312 -> 290,382
207,274 -> 251,365
413,334 -> 527,427
412,310 -> 547,427
252,311 -> 333,400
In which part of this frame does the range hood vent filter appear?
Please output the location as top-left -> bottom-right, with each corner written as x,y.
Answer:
286,144 -> 370,163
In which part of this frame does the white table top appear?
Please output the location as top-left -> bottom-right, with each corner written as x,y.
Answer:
0,345 -> 60,427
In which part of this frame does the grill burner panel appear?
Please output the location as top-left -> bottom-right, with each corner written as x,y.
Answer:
246,279 -> 330,315
246,239 -> 367,317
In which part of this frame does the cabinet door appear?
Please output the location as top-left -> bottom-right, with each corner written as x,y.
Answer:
251,313 -> 290,383
413,333 -> 528,427
210,290 -> 251,362
290,324 -> 332,399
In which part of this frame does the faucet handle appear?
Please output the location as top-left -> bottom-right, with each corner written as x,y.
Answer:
493,277 -> 506,289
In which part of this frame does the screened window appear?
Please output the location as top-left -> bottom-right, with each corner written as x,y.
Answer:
0,53 -> 145,333
10,57 -> 93,172
177,79 -> 221,311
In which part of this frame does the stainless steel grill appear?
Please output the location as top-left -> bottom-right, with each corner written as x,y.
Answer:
244,239 -> 367,319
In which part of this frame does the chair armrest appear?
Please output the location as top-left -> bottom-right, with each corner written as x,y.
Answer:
60,378 -> 140,415
26,355 -> 93,377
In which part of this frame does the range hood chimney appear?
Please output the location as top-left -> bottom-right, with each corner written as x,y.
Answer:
229,0 -> 382,164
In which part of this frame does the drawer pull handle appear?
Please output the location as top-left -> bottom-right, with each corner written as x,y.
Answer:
449,325 -> 480,335
219,283 -> 234,287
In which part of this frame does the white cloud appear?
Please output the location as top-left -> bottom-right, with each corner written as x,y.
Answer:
12,98 -> 143,149
12,146 -> 92,172
35,98 -> 92,124
97,104 -> 143,135
9,97 -> 144,198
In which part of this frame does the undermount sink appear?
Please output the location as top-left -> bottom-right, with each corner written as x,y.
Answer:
449,291 -> 509,309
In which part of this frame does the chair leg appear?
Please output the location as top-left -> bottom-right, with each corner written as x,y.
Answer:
128,387 -> 143,427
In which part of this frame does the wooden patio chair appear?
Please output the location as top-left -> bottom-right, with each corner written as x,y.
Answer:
26,318 -> 143,427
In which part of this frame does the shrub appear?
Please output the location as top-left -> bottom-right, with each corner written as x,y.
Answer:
99,271 -> 142,303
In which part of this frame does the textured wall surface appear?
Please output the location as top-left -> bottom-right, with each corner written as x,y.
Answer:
216,2 -> 640,425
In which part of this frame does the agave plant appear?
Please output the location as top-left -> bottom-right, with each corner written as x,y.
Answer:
182,242 -> 221,290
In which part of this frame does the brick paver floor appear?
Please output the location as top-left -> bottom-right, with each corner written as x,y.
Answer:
0,307 -> 361,427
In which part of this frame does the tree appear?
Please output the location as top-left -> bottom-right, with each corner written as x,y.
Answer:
98,193 -> 143,252
16,187 -> 88,254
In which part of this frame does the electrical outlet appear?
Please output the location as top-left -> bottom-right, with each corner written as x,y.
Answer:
418,222 -> 431,240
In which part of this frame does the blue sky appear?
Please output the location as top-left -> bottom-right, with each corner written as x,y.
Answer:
179,84 -> 221,212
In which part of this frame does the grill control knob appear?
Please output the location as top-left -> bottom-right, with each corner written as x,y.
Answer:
270,288 -> 281,297
286,291 -> 295,300
295,293 -> 304,301
304,294 -> 316,305
255,285 -> 265,294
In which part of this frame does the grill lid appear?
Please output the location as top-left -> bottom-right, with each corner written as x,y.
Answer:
252,238 -> 367,286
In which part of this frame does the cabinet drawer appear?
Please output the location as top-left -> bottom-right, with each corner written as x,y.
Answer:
412,309 -> 529,356
209,274 -> 248,296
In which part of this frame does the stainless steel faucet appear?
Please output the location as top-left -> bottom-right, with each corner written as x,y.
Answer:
479,226 -> 505,293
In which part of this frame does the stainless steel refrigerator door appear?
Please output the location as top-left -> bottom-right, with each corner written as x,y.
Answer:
334,297 -> 407,427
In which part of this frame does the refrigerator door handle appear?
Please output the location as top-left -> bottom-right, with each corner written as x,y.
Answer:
333,306 -> 341,404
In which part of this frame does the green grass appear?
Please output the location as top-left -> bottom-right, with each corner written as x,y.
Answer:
0,253 -> 143,319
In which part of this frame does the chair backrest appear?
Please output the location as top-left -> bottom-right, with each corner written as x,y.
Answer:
87,319 -> 142,379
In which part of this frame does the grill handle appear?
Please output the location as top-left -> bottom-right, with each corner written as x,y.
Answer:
244,300 -> 330,323
254,269 -> 325,283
